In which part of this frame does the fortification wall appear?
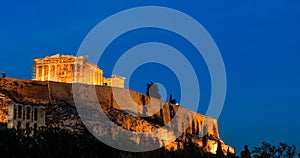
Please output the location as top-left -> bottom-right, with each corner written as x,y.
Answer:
0,78 -> 219,137
0,78 -> 234,154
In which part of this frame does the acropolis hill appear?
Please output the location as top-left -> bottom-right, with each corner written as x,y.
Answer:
0,55 -> 235,156
0,77 -> 235,155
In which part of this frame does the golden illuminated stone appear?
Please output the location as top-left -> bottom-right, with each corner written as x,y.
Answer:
32,54 -> 125,88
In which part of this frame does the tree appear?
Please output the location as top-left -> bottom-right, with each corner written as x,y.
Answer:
216,140 -> 225,157
146,81 -> 161,99
241,145 -> 251,158
251,141 -> 297,158
1,123 -> 241,158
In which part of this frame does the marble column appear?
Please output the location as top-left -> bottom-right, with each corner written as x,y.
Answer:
41,66 -> 45,81
90,69 -> 94,84
98,71 -> 101,85
81,64 -> 84,83
54,65 -> 57,81
100,71 -> 103,85
78,64 -> 82,83
73,63 -> 77,83
47,65 -> 50,81
35,65 -> 40,80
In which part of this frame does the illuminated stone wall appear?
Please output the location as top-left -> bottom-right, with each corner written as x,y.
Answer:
0,78 -> 235,155
33,54 -> 125,88
7,103 -> 45,129
103,74 -> 125,88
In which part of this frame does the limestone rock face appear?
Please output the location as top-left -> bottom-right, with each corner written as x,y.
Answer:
0,78 -> 235,155
0,92 -> 10,122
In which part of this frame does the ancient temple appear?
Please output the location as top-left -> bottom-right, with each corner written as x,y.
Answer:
32,54 -> 125,88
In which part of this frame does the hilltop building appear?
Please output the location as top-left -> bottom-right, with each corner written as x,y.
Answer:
32,54 -> 125,88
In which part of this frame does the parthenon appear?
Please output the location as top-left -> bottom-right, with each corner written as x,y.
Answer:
33,54 -> 125,88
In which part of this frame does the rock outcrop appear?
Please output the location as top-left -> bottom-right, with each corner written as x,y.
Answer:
0,78 -> 235,155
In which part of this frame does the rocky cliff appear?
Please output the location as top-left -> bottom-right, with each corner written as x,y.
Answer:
0,78 -> 235,155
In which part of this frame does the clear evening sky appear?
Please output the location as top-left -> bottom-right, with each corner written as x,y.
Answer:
0,0 -> 299,154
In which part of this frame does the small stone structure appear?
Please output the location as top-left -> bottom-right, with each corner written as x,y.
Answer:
0,73 -> 6,78
7,103 -> 45,129
33,54 -> 125,88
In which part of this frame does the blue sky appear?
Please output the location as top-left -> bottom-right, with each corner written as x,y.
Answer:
1,0 -> 300,154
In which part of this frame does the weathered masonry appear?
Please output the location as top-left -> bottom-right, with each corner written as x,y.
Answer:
7,103 -> 45,129
32,54 -> 125,88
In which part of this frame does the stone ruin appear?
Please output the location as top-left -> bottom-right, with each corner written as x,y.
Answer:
33,54 -> 125,88
7,103 -> 45,129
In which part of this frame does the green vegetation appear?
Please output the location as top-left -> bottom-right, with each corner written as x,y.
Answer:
0,123 -> 236,158
250,141 -> 298,158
